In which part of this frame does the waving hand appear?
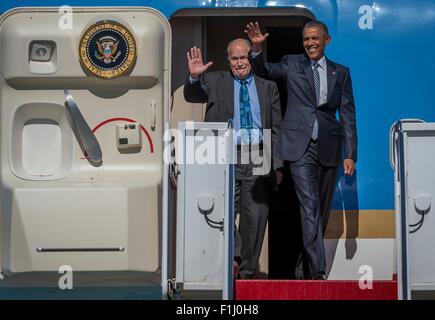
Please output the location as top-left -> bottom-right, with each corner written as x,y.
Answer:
244,22 -> 269,53
187,47 -> 213,79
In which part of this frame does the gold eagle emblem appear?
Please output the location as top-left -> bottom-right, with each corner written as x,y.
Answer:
95,36 -> 121,64
79,21 -> 137,79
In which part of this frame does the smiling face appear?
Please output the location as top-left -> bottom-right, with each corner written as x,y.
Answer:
228,40 -> 252,80
303,26 -> 330,61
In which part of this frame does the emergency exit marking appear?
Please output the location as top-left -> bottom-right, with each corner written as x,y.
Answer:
78,117 -> 154,159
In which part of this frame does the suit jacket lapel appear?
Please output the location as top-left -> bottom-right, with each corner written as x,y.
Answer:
301,55 -> 317,106
254,75 -> 268,128
222,72 -> 234,119
326,58 -> 337,102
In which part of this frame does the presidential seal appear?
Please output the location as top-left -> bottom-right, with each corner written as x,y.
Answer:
79,21 -> 137,79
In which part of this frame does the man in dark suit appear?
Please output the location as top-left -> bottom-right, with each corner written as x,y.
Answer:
184,39 -> 282,279
246,21 -> 357,280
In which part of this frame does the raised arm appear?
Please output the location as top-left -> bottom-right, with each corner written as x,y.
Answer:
245,21 -> 269,53
245,22 -> 288,83
183,47 -> 213,103
187,46 -> 213,79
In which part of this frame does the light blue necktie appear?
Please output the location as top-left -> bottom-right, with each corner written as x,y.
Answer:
239,80 -> 253,144
311,62 -> 320,141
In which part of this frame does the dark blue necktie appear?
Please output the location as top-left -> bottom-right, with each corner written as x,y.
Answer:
239,80 -> 253,143
312,62 -> 320,140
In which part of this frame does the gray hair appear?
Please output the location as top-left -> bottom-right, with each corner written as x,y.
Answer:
226,38 -> 252,59
302,20 -> 329,37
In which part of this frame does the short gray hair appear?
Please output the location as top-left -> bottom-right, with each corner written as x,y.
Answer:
226,38 -> 252,59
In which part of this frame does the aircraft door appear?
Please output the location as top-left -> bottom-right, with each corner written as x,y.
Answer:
0,7 -> 170,275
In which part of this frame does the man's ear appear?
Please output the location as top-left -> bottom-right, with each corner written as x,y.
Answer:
325,35 -> 331,45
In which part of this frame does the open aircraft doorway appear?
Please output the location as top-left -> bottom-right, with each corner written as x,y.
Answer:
169,7 -> 313,280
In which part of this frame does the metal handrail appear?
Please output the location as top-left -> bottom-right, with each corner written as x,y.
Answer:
389,119 -> 425,170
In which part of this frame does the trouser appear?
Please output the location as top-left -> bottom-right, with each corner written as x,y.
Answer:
233,147 -> 271,279
289,139 -> 338,279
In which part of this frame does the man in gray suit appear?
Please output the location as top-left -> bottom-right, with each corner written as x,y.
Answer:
184,39 -> 282,279
246,21 -> 357,279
